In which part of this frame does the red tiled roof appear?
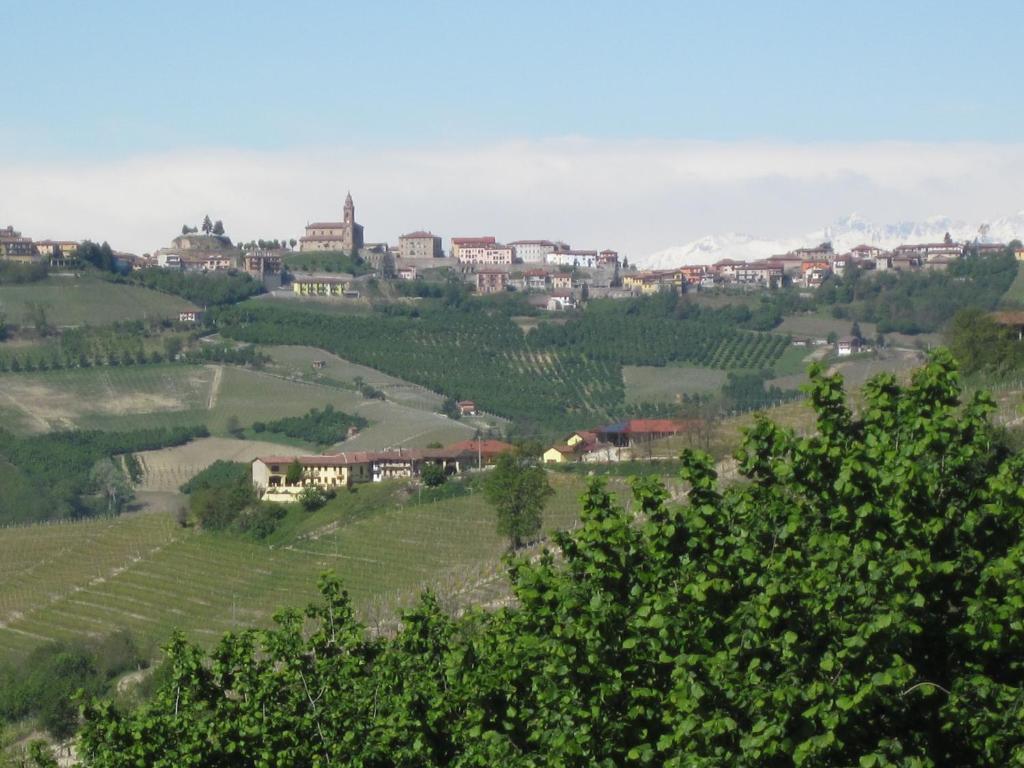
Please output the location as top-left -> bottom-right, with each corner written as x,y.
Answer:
400,231 -> 437,239
445,439 -> 515,457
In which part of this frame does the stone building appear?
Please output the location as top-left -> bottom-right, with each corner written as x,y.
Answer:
300,192 -> 365,253
399,231 -> 443,259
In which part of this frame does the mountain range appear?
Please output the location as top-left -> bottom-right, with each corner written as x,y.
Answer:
639,211 -> 1024,270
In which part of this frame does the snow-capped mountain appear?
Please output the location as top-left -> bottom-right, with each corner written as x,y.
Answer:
640,211 -> 1024,270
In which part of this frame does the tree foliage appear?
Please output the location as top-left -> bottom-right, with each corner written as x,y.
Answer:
0,425 -> 208,525
262,404 -> 368,447
944,307 -> 1024,377
817,249 -> 1018,333
128,270 -> 263,307
79,352 -> 1024,766
483,452 -> 553,550
0,630 -> 143,740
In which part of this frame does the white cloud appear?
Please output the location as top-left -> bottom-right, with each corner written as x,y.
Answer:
2,138 -> 1023,259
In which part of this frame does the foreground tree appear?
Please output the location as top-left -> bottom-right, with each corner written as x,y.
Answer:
483,451 -> 554,550
79,352 -> 1024,766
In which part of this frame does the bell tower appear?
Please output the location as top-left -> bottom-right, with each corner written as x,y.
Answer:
343,192 -> 354,225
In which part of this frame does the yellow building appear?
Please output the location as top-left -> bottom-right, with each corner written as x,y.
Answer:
543,445 -> 576,464
622,270 -> 677,295
292,276 -> 350,296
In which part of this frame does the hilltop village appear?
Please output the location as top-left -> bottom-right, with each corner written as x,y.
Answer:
3,196 -> 1024,505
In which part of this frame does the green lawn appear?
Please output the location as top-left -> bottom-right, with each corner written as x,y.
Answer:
776,311 -> 877,340
0,274 -> 196,327
622,364 -> 727,404
0,473 -> 589,660
771,344 -> 816,377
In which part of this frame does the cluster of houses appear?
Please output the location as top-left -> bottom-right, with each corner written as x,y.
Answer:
625,238 -> 1023,293
0,226 -> 84,269
542,419 -> 691,464
250,418 -> 696,502
251,438 -> 514,501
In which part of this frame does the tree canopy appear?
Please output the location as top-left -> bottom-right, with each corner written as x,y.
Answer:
483,451 -> 554,550
79,351 -> 1024,766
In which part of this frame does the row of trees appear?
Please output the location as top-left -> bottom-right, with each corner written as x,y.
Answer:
75,354 -> 1024,765
253,404 -> 368,447
181,216 -> 225,237
126,270 -> 263,306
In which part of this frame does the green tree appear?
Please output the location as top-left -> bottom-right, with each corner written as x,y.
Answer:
285,460 -> 303,485
212,220 -> 225,236
297,485 -> 327,511
89,459 -> 133,515
483,451 -> 553,550
201,215 -> 212,235
420,462 -> 446,488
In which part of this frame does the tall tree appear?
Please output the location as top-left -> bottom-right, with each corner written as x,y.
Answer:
201,215 -> 213,235
89,459 -> 133,515
483,451 -> 553,549
212,220 -> 225,236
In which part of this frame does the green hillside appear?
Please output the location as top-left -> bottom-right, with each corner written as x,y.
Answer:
0,274 -> 197,327
0,473 -> 587,660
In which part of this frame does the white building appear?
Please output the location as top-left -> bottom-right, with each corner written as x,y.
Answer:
509,240 -> 558,263
546,249 -> 598,268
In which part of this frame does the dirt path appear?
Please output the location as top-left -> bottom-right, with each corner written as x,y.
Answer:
207,364 -> 224,410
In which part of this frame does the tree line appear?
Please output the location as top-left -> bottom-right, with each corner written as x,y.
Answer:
0,425 -> 208,525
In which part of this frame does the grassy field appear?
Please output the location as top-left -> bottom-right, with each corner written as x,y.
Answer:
771,344 -> 817,377
0,363 -> 475,448
622,364 -> 727,404
776,311 -> 878,340
0,473 -> 591,660
0,274 -> 196,327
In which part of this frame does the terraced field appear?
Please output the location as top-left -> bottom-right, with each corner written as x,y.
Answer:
0,474 -> 588,660
0,274 -> 196,327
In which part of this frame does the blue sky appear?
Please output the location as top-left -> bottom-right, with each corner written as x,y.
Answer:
5,0 -> 1022,158
3,1 -> 1024,258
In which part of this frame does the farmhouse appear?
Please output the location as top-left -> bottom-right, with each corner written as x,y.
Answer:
836,336 -> 862,356
252,440 -> 515,501
178,310 -> 205,323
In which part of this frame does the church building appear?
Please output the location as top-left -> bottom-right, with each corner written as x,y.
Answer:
299,193 -> 365,253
